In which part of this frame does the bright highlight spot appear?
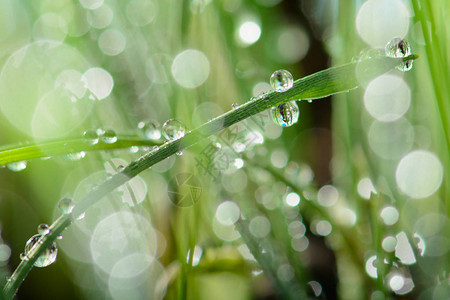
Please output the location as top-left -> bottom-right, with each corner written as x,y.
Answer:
382,236 -> 397,252
357,177 -> 377,200
365,255 -> 378,278
317,185 -> 339,207
395,150 -> 444,199
99,29 -> 126,56
285,192 -> 300,207
395,231 -> 416,265
238,21 -> 261,46
275,26 -> 309,64
215,201 -> 241,225
364,74 -> 411,122
171,49 -> 210,88
355,0 -> 411,48
380,206 -> 399,226
83,67 -> 114,100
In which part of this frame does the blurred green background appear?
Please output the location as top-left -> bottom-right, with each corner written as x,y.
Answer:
0,0 -> 449,299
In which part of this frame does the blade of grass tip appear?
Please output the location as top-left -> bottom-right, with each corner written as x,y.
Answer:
2,55 -> 417,299
0,136 -> 158,165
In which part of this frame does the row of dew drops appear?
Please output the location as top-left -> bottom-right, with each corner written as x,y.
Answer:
9,38 -> 413,272
261,37 -> 413,128
5,38 -> 411,172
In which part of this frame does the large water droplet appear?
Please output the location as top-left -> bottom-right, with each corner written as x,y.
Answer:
37,224 -> 50,235
24,234 -> 58,267
271,101 -> 299,127
385,38 -> 413,72
101,129 -> 117,144
83,129 -> 99,145
138,120 -> 161,140
270,69 -> 294,92
162,119 -> 186,141
58,198 -> 74,215
6,161 -> 27,172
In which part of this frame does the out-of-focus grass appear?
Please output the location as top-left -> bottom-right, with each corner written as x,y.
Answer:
0,0 -> 448,299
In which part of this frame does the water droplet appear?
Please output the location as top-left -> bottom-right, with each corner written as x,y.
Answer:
271,101 -> 299,127
58,198 -> 74,215
307,99 -> 312,103
6,161 -> 27,172
64,152 -> 86,161
83,129 -> 99,145
20,252 -> 28,261
214,142 -> 222,151
24,234 -> 58,267
232,103 -> 239,110
138,120 -> 161,140
101,129 -> 117,144
162,119 -> 186,141
96,128 -> 105,136
176,151 -> 183,156
385,38 -> 413,72
270,69 -> 294,92
37,224 -> 50,235
57,235 -> 63,240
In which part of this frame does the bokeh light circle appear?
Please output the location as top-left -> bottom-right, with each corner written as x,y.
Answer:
395,150 -> 443,199
364,74 -> 411,122
355,0 -> 411,48
0,41 -> 93,139
171,49 -> 210,89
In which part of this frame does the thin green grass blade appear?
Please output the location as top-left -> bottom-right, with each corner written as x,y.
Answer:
0,136 -> 157,165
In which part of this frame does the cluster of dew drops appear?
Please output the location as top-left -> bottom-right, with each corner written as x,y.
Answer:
9,37 -> 414,275
14,198 -> 74,271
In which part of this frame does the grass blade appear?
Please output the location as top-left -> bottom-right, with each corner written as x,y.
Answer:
2,55 -> 418,299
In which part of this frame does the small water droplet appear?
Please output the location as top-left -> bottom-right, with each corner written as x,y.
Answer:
102,129 -> 118,144
20,252 -> 29,261
6,161 -> 27,172
214,142 -> 222,151
83,129 -> 99,145
57,235 -> 63,240
271,101 -> 300,127
162,119 -> 186,141
37,224 -> 50,235
270,69 -> 294,92
138,120 -> 161,140
232,103 -> 239,110
129,146 -> 139,153
24,234 -> 57,267
385,38 -> 413,72
96,128 -> 105,136
307,99 -> 312,103
176,151 -> 183,156
58,198 -> 75,215
64,152 -> 86,161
